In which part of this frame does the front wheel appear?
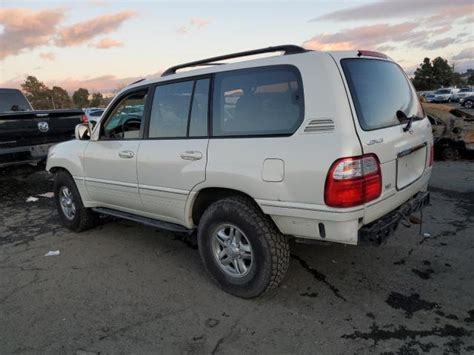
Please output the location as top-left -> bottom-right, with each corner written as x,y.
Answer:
464,100 -> 473,109
54,170 -> 98,232
197,196 -> 290,298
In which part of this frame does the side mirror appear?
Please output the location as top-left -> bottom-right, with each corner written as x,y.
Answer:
75,123 -> 90,140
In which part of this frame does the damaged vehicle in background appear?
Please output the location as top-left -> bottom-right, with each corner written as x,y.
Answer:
0,88 -> 84,168
46,46 -> 433,298
424,102 -> 474,160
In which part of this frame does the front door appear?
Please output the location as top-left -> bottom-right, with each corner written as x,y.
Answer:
137,78 -> 210,224
84,89 -> 149,212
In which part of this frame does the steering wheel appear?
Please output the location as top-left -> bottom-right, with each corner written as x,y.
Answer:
122,115 -> 142,134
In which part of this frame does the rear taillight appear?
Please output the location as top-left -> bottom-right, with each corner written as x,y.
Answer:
429,144 -> 434,166
325,154 -> 382,208
81,114 -> 88,123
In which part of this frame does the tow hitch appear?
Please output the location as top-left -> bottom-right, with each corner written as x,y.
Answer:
359,191 -> 430,245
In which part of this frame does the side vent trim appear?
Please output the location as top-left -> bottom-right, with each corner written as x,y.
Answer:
303,119 -> 335,133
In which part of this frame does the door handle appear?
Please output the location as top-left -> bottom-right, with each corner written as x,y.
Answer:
119,150 -> 135,159
180,151 -> 202,161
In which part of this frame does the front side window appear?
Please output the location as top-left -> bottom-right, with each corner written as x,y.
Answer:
212,66 -> 304,137
101,91 -> 147,139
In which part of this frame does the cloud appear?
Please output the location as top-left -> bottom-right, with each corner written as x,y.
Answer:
312,0 -> 472,22
0,8 -> 65,59
176,17 -> 210,34
190,17 -> 210,28
176,26 -> 189,34
303,22 -> 424,51
452,47 -> 474,61
56,11 -> 136,46
92,37 -> 123,49
420,37 -> 457,50
39,52 -> 56,61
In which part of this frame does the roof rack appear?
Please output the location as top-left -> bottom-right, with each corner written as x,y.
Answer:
161,45 -> 308,77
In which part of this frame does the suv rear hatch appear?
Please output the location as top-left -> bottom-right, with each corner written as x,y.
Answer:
330,51 -> 433,223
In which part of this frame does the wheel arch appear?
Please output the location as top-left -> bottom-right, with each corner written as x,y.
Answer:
188,187 -> 263,226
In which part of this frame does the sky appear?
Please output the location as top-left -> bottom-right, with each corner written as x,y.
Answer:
0,0 -> 473,94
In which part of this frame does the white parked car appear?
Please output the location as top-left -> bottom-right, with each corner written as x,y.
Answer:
433,88 -> 458,103
46,45 -> 433,298
454,87 -> 474,102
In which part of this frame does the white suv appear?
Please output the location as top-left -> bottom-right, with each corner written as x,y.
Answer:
46,45 -> 433,298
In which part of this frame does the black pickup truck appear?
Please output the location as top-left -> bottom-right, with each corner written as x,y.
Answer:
0,88 -> 84,168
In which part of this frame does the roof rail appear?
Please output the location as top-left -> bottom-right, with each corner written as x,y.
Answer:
128,78 -> 146,86
161,45 -> 308,77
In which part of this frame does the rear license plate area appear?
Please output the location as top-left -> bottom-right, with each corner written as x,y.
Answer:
396,143 -> 427,190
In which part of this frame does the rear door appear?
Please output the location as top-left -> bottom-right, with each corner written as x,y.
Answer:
331,52 -> 432,194
136,78 -> 210,224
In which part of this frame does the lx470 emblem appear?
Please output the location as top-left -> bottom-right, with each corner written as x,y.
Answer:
367,138 -> 384,145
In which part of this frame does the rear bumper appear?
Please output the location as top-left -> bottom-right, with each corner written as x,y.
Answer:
359,191 -> 430,245
0,143 -> 55,168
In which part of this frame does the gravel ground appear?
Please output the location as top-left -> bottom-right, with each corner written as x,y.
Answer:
0,161 -> 473,354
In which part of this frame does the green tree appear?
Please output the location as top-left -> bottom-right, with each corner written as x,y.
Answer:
72,88 -> 90,108
412,58 -> 434,91
21,76 -> 53,109
51,86 -> 72,109
467,70 -> 474,85
90,92 -> 103,107
431,57 -> 454,87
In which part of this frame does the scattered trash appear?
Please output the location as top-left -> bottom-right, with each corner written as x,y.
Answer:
423,232 -> 432,238
26,196 -> 39,202
38,192 -> 54,198
44,250 -> 60,257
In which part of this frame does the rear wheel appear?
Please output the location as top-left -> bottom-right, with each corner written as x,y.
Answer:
441,146 -> 460,161
54,170 -> 98,232
464,100 -> 473,109
197,196 -> 290,298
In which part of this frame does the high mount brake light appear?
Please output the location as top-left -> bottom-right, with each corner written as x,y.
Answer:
357,50 -> 388,59
325,154 -> 382,208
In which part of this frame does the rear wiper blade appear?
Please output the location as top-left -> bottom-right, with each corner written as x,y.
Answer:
396,110 -> 421,132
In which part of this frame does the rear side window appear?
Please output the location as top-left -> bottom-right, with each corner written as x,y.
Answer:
342,59 -> 423,131
189,79 -> 210,137
212,66 -> 304,137
149,81 -> 194,138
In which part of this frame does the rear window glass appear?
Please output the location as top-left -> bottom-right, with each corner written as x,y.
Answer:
342,59 -> 423,131
0,90 -> 32,112
212,66 -> 304,137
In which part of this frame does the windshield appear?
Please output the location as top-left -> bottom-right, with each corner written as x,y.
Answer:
0,90 -> 32,112
435,89 -> 451,94
460,89 -> 470,93
341,59 -> 423,131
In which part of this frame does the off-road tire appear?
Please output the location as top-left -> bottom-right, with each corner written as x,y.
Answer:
197,196 -> 290,298
54,170 -> 98,232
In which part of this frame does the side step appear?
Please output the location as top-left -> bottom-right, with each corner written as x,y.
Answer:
92,207 -> 194,235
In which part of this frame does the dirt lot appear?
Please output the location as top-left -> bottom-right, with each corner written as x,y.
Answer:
1,162 -> 473,354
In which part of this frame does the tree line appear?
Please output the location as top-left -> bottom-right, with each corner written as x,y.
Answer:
20,76 -> 112,110
411,57 -> 474,91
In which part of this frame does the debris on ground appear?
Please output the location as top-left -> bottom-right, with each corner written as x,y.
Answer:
26,196 -> 39,202
44,250 -> 60,256
38,192 -> 54,198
